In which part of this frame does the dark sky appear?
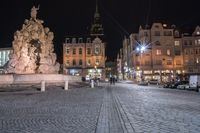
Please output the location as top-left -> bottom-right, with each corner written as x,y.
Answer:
0,0 -> 200,62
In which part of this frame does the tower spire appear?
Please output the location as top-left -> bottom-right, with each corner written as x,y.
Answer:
96,0 -> 98,13
90,0 -> 104,37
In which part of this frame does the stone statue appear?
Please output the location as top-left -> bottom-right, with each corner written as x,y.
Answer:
5,6 -> 60,74
31,5 -> 39,20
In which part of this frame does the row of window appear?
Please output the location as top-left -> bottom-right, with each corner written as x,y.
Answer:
142,31 -> 173,37
66,47 -> 100,55
157,49 -> 184,56
181,39 -> 200,46
136,58 -> 200,66
155,49 -> 170,56
65,38 -> 92,43
136,60 -> 181,66
185,58 -> 200,64
185,48 -> 200,55
66,59 -> 100,66
66,48 -> 90,55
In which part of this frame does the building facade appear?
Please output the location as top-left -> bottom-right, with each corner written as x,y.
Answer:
63,37 -> 105,79
0,47 -> 12,68
63,1 -> 106,80
120,23 -> 200,82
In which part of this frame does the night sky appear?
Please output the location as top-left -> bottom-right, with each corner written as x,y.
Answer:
0,0 -> 200,62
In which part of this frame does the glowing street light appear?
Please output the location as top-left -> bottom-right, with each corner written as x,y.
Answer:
141,46 -> 146,52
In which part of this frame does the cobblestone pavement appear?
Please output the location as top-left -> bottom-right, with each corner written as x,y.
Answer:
112,83 -> 200,133
0,83 -> 200,133
0,85 -> 104,133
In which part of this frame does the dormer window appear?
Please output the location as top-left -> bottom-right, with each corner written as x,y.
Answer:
72,38 -> 76,43
65,38 -> 70,43
174,30 -> 180,37
155,41 -> 161,45
155,25 -> 160,28
87,38 -> 91,43
78,38 -> 83,43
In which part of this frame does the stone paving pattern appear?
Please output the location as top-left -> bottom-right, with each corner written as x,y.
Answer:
0,82 -> 200,133
114,83 -> 200,133
0,85 -> 103,133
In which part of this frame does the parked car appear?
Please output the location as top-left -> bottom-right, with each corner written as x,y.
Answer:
148,79 -> 159,85
170,81 -> 189,89
177,84 -> 190,89
163,82 -> 173,88
138,81 -> 148,86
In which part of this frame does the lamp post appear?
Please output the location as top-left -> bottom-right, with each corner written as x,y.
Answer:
136,45 -> 146,81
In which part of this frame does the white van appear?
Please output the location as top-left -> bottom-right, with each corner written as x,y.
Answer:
189,75 -> 200,89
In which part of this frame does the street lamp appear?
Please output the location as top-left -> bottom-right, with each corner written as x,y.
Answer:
134,38 -> 153,82
136,44 -> 147,81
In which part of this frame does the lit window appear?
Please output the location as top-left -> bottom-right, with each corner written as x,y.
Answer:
167,49 -> 170,55
95,46 -> 100,54
197,31 -> 200,35
167,60 -> 172,65
156,49 -> 161,55
174,41 -> 180,46
197,58 -> 199,64
96,59 -> 100,65
195,40 -> 198,45
66,48 -> 70,54
73,48 -> 76,55
87,59 -> 91,65
66,60 -> 70,66
87,48 -> 91,55
198,39 -> 200,45
79,48 -> 82,55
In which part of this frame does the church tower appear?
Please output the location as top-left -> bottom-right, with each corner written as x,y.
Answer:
90,0 -> 104,37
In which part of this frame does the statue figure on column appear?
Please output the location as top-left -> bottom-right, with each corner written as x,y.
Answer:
31,5 -> 40,20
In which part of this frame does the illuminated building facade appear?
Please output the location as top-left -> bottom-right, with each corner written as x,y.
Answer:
63,1 -> 106,79
120,23 -> 200,82
0,48 -> 12,72
63,37 -> 105,79
0,48 -> 12,67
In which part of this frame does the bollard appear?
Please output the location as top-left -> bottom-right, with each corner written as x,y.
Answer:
64,80 -> 68,90
91,80 -> 94,88
96,80 -> 99,86
41,81 -> 45,92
